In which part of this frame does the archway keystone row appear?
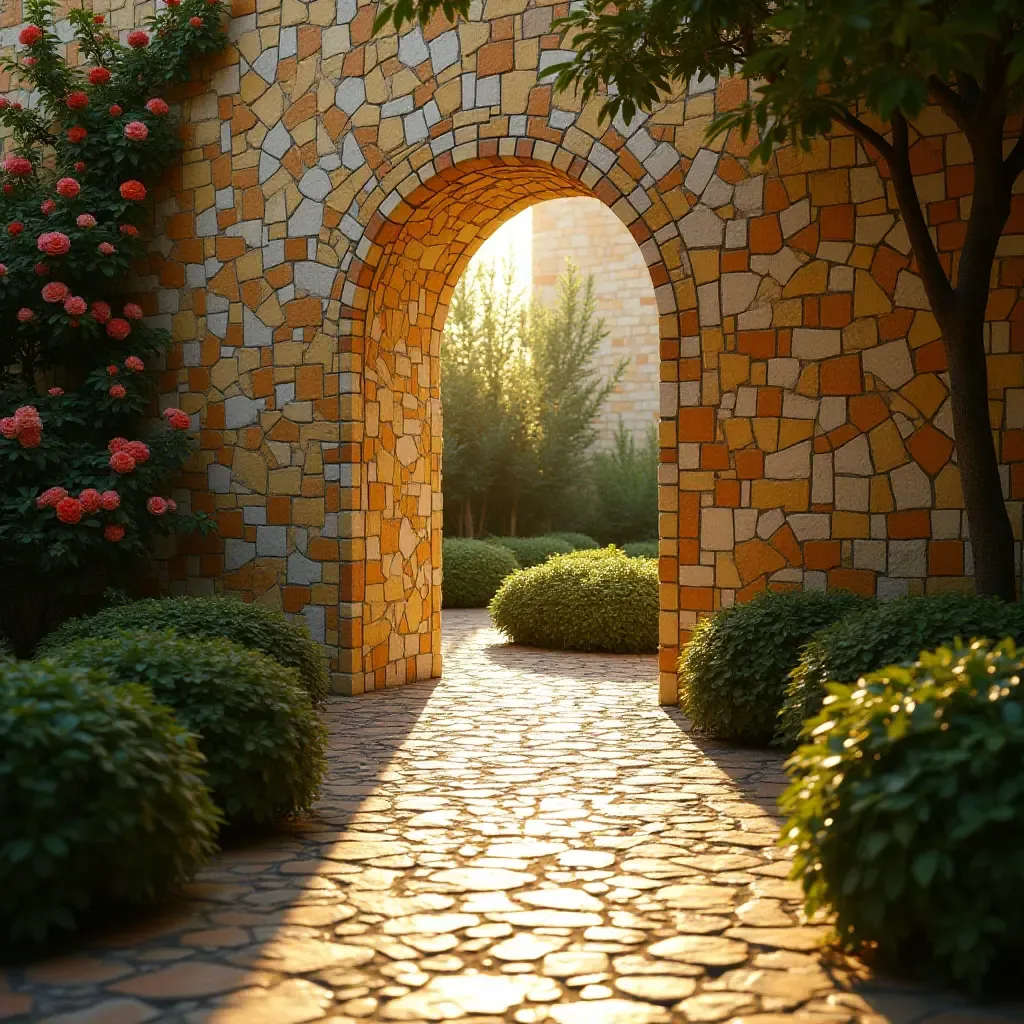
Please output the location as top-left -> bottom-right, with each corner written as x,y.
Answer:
5,0 -> 1020,701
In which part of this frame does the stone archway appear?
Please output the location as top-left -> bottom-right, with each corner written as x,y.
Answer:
333,151 -> 687,696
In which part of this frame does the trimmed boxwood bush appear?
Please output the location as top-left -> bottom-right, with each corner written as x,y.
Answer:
623,540 -> 658,558
47,632 -> 327,826
547,532 -> 601,550
489,547 -> 657,653
778,594 -> 1024,747
443,538 -> 519,608
782,640 -> 1024,990
1,659 -> 219,948
38,597 -> 328,704
486,535 -> 574,567
678,589 -> 866,745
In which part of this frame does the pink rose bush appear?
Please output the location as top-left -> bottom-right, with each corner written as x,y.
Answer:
0,0 -> 225,654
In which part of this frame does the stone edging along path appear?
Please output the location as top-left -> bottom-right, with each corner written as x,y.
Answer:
2,608 -> 1022,1022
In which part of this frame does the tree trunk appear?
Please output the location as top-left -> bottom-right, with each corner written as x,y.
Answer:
943,312 -> 1017,599
886,111 -> 1017,600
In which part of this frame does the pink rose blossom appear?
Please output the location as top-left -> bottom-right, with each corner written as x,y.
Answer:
18,25 -> 43,45
122,303 -> 143,320
124,356 -> 144,372
123,121 -> 149,141
127,30 -> 149,48
36,486 -> 68,508
38,232 -> 71,256
100,490 -> 120,511
108,383 -> 126,399
76,213 -> 96,228
147,496 -> 168,515
78,488 -> 102,514
48,387 -> 64,396
65,91 -> 89,110
39,199 -> 56,215
163,407 -> 190,430
41,281 -> 70,303
97,242 -> 116,255
109,451 -> 136,473
56,497 -> 83,524
2,156 -> 32,176
55,177 -> 80,198
125,440 -> 150,463
91,301 -> 112,323
63,296 -> 87,315
145,98 -> 169,115
106,318 -> 130,340
17,308 -> 34,322
104,523 -> 125,542
0,418 -> 18,439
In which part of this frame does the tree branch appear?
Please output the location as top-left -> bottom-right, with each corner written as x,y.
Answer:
927,75 -> 969,130
888,110 -> 956,322
833,109 -> 894,162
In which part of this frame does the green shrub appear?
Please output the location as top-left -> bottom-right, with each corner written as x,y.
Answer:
778,594 -> 1024,747
0,659 -> 218,948
547,532 -> 601,550
486,535 -> 574,567
443,538 -> 519,608
782,640 -> 1024,990
623,540 -> 658,558
489,547 -> 657,653
47,632 -> 327,826
678,589 -> 866,745
38,597 -> 328,704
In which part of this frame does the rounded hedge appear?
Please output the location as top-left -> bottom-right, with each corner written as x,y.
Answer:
443,538 -> 519,608
0,659 -> 219,948
47,632 -> 328,827
782,640 -> 1024,990
486,535 -> 574,567
623,540 -> 658,558
547,532 -> 601,550
489,547 -> 658,654
678,589 -> 866,745
778,594 -> 1024,747
38,597 -> 329,704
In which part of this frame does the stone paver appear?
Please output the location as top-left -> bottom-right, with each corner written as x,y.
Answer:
3,609 -> 1023,1023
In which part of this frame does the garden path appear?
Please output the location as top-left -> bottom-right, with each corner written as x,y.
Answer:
2,609 -> 1022,1023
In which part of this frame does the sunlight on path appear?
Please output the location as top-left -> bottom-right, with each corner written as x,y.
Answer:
2,609 -> 1021,1022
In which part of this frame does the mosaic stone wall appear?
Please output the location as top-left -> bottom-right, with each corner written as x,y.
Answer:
531,197 -> 661,449
3,0 -> 1023,703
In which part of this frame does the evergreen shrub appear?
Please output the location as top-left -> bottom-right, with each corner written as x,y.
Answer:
0,659 -> 218,947
47,632 -> 327,826
487,534 -> 574,567
678,589 -> 866,744
778,594 -> 1024,747
490,547 -> 657,653
623,540 -> 658,558
547,532 -> 600,550
37,596 -> 328,704
442,538 -> 519,608
782,640 -> 1024,990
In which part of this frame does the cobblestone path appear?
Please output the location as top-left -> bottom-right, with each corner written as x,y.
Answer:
3,609 -> 1023,1023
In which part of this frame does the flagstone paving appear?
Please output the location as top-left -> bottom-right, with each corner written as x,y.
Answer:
3,608 -> 1023,1023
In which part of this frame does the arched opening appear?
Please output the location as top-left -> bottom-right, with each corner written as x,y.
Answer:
339,154 -> 686,695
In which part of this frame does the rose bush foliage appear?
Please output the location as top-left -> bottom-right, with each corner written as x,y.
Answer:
0,0 -> 224,653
